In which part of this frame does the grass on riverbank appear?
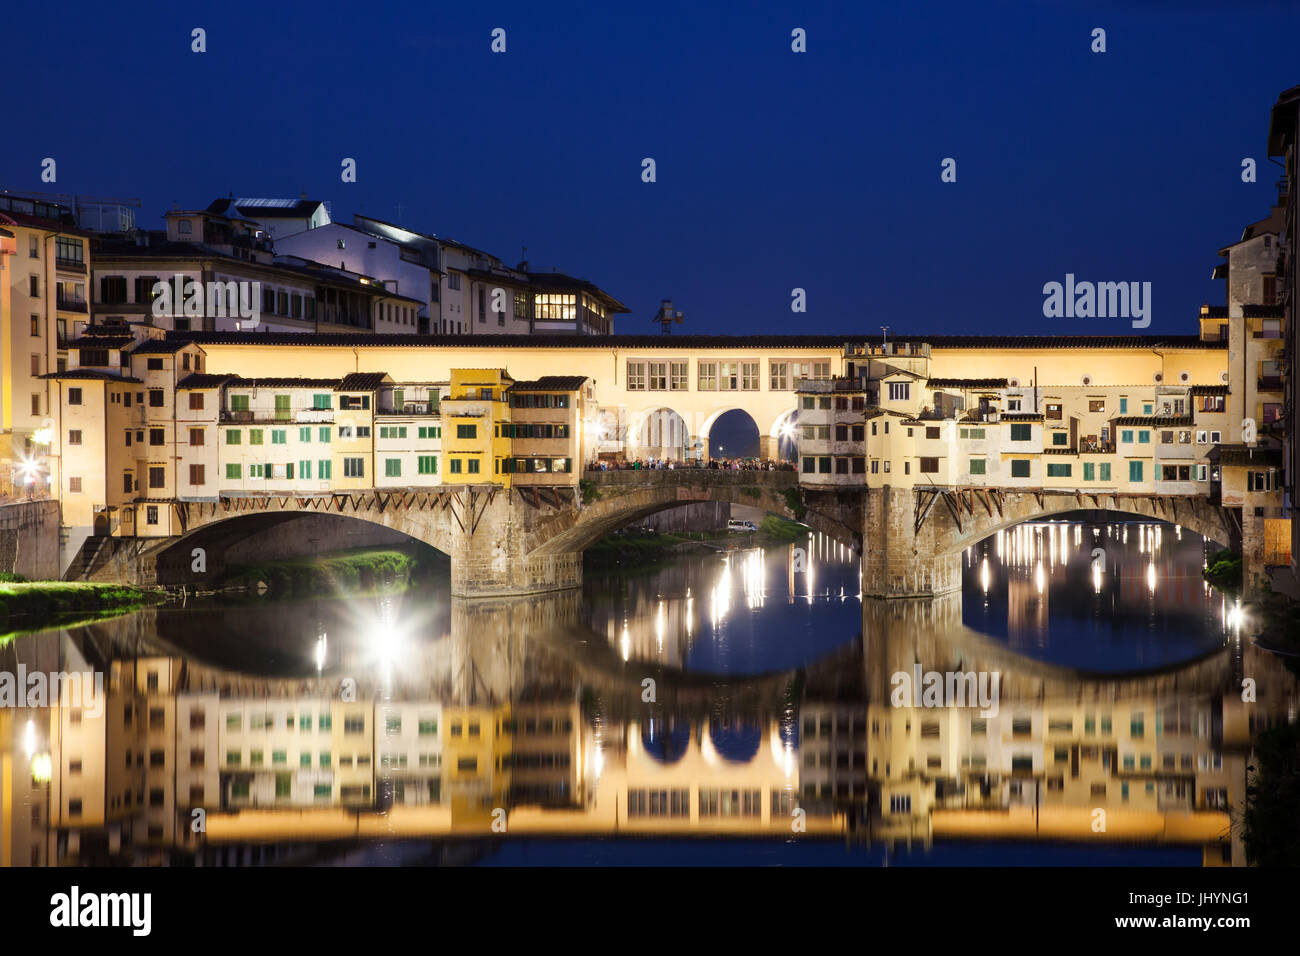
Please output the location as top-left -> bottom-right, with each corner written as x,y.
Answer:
223,546 -> 433,597
1202,548 -> 1244,597
0,581 -> 151,642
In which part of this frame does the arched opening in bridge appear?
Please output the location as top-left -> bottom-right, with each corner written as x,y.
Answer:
769,408 -> 799,461
152,511 -> 450,591
959,510 -> 1234,672
704,408 -> 761,460
629,407 -> 690,462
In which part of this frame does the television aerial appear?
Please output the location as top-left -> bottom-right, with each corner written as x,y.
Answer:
653,299 -> 683,334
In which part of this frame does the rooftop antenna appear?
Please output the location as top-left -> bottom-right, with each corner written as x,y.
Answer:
654,299 -> 684,334
881,325 -> 890,352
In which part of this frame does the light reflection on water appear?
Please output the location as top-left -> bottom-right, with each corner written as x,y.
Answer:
585,533 -> 863,675
962,520 -> 1232,671
1,520 -> 1296,867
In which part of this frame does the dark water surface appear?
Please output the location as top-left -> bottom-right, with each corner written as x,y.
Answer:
2,521 -> 1293,867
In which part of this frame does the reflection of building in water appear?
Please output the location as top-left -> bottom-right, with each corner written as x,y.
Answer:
866,635 -> 1298,865
3,585 -> 1298,866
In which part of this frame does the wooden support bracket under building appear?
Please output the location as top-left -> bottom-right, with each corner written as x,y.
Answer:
915,489 -> 939,535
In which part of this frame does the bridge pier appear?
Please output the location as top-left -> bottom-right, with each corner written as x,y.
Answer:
450,532 -> 582,599
861,486 -> 962,599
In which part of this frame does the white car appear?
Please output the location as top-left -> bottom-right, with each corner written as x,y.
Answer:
727,519 -> 757,532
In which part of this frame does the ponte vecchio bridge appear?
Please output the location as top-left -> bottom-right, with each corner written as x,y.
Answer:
63,329 -> 1263,596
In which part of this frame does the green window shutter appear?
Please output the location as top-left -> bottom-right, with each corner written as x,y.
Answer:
300,460 -> 312,479
1099,463 -> 1111,481
227,430 -> 241,445
300,426 -> 311,442
386,459 -> 402,477
231,395 -> 249,412
1129,461 -> 1143,482
319,427 -> 331,443
225,463 -> 241,479
249,429 -> 263,445
1083,462 -> 1095,481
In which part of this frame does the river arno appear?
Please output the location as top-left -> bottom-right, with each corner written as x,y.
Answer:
2,519 -> 1295,866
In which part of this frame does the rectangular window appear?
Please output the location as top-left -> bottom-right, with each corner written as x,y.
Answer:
698,361 -> 717,391
919,457 -> 939,474
343,458 -> 364,478
456,424 -> 476,439
1046,463 -> 1071,477
968,457 -> 986,475
318,460 -> 332,480
225,464 -> 241,480
1010,459 -> 1031,478
249,429 -> 263,445
1129,460 -> 1143,483
887,382 -> 910,402
626,361 -> 646,390
418,455 -> 438,475
1138,430 -> 1150,444
385,459 -> 401,477
189,465 -> 205,485
1099,462 -> 1111,481
769,362 -> 788,391
68,387 -> 82,405
1010,423 -> 1032,441
271,430 -> 286,444
1083,462 -> 1095,481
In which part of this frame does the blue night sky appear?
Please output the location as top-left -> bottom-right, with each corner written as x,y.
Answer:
3,0 -> 1297,337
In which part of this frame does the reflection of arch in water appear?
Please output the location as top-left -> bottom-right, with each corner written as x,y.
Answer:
641,718 -> 692,764
707,715 -> 762,763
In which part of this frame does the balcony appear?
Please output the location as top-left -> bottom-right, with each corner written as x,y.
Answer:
55,256 -> 86,274
377,402 -> 440,417
1079,440 -> 1116,454
221,409 -> 333,424
56,295 -> 88,313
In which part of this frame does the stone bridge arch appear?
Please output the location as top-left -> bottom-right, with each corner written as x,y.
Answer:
528,469 -> 811,555
920,487 -> 1235,556
864,486 -> 1237,599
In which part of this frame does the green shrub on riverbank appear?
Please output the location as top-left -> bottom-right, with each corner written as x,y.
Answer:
0,581 -> 148,628
0,571 -> 28,583
1203,549 -> 1243,596
223,546 -> 429,596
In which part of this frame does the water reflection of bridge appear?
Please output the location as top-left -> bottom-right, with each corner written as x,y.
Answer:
3,585 -> 1295,867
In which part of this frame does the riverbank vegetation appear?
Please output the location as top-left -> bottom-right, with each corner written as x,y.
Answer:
222,545 -> 441,597
1202,549 -> 1243,596
0,580 -> 152,642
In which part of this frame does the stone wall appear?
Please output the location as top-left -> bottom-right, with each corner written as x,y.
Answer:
0,499 -> 60,580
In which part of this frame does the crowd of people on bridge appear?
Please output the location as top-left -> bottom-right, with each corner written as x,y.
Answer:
586,457 -> 796,472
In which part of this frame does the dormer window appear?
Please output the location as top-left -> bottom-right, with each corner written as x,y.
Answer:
178,220 -> 192,235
